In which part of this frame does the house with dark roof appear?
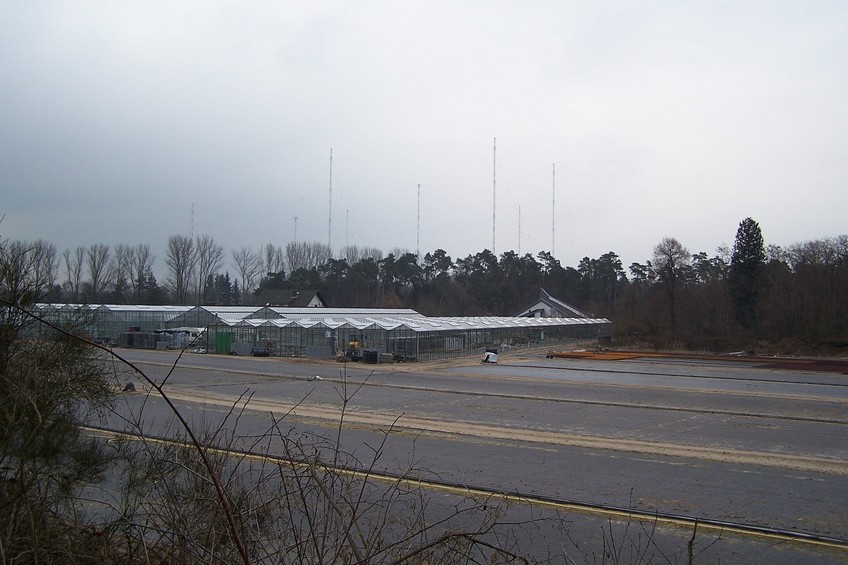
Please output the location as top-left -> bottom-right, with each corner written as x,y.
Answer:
252,289 -> 326,308
515,288 -> 589,318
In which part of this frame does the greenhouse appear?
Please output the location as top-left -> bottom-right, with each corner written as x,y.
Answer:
32,304 -> 192,347
203,313 -> 610,361
30,304 -> 611,362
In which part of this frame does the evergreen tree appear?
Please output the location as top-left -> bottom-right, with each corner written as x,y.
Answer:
232,279 -> 241,305
136,268 -> 168,305
729,217 -> 766,329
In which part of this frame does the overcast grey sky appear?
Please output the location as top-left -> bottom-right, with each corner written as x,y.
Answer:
2,1 -> 846,275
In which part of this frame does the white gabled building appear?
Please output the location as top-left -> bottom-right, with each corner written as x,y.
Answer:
515,288 -> 590,318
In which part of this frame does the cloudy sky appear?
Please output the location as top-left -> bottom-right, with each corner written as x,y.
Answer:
2,1 -> 846,275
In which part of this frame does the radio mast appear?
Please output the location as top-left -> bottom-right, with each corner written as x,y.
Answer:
492,137 -> 496,253
417,183 -> 421,260
552,163 -> 556,256
328,148 -> 333,252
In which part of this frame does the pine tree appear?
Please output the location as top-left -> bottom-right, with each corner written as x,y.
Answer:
729,217 -> 766,329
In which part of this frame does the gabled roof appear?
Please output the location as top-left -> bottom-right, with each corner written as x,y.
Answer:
252,289 -> 327,308
288,290 -> 326,307
541,288 -> 589,318
515,288 -> 589,318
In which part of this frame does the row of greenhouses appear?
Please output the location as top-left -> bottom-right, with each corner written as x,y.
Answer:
30,304 -> 611,362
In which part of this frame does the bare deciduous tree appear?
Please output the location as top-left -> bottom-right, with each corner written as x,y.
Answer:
262,242 -> 286,276
30,240 -> 58,295
3,241 -> 47,309
342,245 -> 384,265
651,237 -> 691,339
783,235 -> 848,342
130,243 -> 155,297
195,235 -> 224,303
286,241 -> 331,273
166,235 -> 197,304
86,244 -> 113,300
114,244 -> 133,286
231,246 -> 263,298
62,246 -> 85,302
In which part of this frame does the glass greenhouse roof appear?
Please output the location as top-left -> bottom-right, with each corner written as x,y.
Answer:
33,304 -> 610,334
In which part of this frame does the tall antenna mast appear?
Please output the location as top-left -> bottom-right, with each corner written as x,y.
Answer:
492,137 -> 496,253
346,208 -> 349,249
293,216 -> 298,243
552,163 -> 556,256
417,183 -> 421,260
328,148 -> 333,252
518,205 -> 522,255
190,202 -> 195,238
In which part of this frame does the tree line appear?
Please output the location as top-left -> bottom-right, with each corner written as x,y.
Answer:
5,218 -> 847,352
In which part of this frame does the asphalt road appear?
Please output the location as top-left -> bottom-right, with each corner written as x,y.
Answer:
100,347 -> 848,563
